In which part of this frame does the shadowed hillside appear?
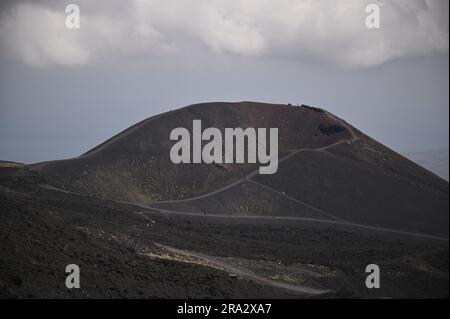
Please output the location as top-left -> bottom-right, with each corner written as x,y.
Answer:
31,102 -> 352,202
30,102 -> 449,237
1,101 -> 448,299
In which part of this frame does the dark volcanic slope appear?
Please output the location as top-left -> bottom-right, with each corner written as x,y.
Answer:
0,165 -> 448,298
254,149 -> 448,236
1,101 -> 449,298
31,102 -> 351,202
31,102 -> 448,237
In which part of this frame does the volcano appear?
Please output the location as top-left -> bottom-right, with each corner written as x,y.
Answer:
0,102 -> 448,298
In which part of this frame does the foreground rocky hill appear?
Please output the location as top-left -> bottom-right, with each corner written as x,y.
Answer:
0,102 -> 448,298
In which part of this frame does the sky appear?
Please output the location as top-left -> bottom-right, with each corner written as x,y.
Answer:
0,0 -> 448,164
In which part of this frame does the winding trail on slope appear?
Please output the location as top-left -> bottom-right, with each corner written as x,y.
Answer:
137,206 -> 449,242
23,184 -> 450,242
36,128 -> 449,241
246,179 -> 346,222
152,137 -> 355,205
154,243 -> 330,296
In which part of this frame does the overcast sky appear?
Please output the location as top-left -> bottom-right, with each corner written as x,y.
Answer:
0,0 -> 448,163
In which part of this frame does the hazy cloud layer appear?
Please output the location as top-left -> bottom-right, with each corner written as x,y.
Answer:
0,0 -> 448,67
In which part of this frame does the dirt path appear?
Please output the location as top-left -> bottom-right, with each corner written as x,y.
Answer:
247,179 -> 346,222
34,130 -> 449,242
138,207 -> 448,242
37,177 -> 450,242
154,243 -> 330,296
153,137 -> 355,205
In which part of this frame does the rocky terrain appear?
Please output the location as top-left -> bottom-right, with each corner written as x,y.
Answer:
0,102 -> 448,298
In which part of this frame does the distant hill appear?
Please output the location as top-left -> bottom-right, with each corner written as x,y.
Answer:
0,161 -> 24,168
403,149 -> 449,181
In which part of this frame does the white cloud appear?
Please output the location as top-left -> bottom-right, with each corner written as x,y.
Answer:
0,0 -> 448,68
0,2 -> 166,67
0,3 -> 89,66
